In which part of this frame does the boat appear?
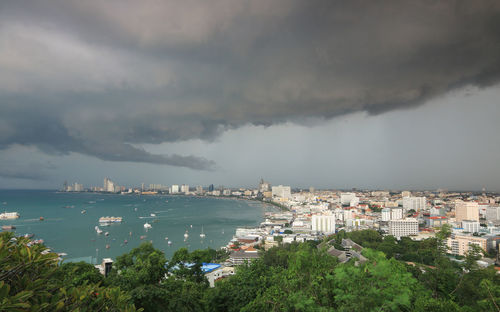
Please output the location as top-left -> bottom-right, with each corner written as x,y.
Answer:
144,223 -> 152,229
23,233 -> 34,238
200,226 -> 206,238
88,201 -> 96,204
150,213 -> 156,217
106,244 -> 110,249
168,240 -> 172,245
95,226 -> 103,234
140,235 -> 146,240
63,205 -> 75,208
2,225 -> 15,230
32,239 -> 44,244
104,232 -> 109,236
184,230 -> 189,239
99,216 -> 122,223
0,212 -> 19,220
81,210 -> 86,214
164,236 -> 168,240
39,217 -> 44,221
124,239 -> 128,244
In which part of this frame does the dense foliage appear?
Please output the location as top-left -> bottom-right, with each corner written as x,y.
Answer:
1,227 -> 498,311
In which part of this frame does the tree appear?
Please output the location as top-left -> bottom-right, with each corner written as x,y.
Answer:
0,232 -> 138,311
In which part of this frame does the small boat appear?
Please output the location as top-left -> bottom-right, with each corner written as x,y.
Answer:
150,213 -> 156,217
63,205 -> 75,208
184,231 -> 189,239
88,201 -> 96,204
2,225 -> 15,230
200,226 -> 206,238
168,240 -> 172,245
106,244 -> 110,249
144,223 -> 152,229
104,232 -> 109,236
81,210 -> 86,214
134,208 -> 138,211
95,226 -> 103,234
190,224 -> 193,228
39,217 -> 44,221
124,239 -> 128,244
164,236 -> 168,240
32,239 -> 44,244
23,233 -> 34,238
140,235 -> 146,240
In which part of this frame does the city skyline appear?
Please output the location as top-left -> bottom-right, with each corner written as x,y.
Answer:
1,1 -> 500,191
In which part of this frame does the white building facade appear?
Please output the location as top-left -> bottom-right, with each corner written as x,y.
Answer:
311,215 -> 336,234
389,218 -> 419,238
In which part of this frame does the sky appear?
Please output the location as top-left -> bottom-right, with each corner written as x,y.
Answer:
0,1 -> 499,191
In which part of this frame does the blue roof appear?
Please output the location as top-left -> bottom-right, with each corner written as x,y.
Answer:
169,262 -> 221,273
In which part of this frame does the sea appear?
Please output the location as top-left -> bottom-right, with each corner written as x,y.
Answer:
0,190 -> 275,263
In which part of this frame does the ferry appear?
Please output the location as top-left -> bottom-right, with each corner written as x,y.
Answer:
99,216 -> 122,223
0,212 -> 19,220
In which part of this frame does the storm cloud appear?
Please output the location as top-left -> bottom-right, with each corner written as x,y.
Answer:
1,0 -> 500,170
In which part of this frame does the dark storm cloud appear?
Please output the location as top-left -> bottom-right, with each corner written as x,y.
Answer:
0,0 -> 499,169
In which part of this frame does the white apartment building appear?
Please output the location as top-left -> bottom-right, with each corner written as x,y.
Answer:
181,184 -> 190,194
486,206 -> 500,221
170,184 -> 179,194
401,191 -> 411,198
391,208 -> 404,220
311,215 -> 336,234
103,178 -> 115,193
389,218 -> 418,238
340,193 -> 357,205
403,197 -> 426,212
381,208 -> 391,222
272,185 -> 291,199
455,201 -> 479,222
447,234 -> 487,256
462,220 -> 480,233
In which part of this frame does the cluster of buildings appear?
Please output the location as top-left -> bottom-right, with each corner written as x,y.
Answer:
62,178 -> 500,269
220,184 -> 500,274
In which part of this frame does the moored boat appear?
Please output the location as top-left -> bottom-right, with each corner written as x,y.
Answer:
0,212 -> 19,220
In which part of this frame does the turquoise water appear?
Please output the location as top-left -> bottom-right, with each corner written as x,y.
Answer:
0,190 -> 271,263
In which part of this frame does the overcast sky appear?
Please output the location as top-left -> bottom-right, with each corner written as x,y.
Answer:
1,1 -> 499,191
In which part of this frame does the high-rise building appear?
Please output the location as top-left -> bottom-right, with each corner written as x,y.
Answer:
170,185 -> 179,194
271,185 -> 291,199
208,184 -> 214,192
447,234 -> 487,256
391,208 -> 404,220
311,214 -> 336,234
103,178 -> 115,193
181,184 -> 189,194
259,179 -> 270,193
402,197 -> 426,212
401,191 -> 411,198
195,186 -> 203,195
340,193 -> 356,205
455,201 -> 479,222
462,220 -> 480,233
381,208 -> 391,222
486,206 -> 500,221
389,218 -> 418,238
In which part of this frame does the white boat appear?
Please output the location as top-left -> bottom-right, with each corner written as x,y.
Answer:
168,240 -> 172,245
99,216 -> 122,223
0,212 -> 19,220
164,236 -> 168,240
144,223 -> 152,229
184,230 -> 189,239
104,232 -> 109,236
200,226 -> 206,238
95,226 -> 103,234
150,213 -> 156,217
81,210 -> 86,214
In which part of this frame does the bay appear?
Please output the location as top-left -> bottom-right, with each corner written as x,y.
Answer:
0,190 -> 273,263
